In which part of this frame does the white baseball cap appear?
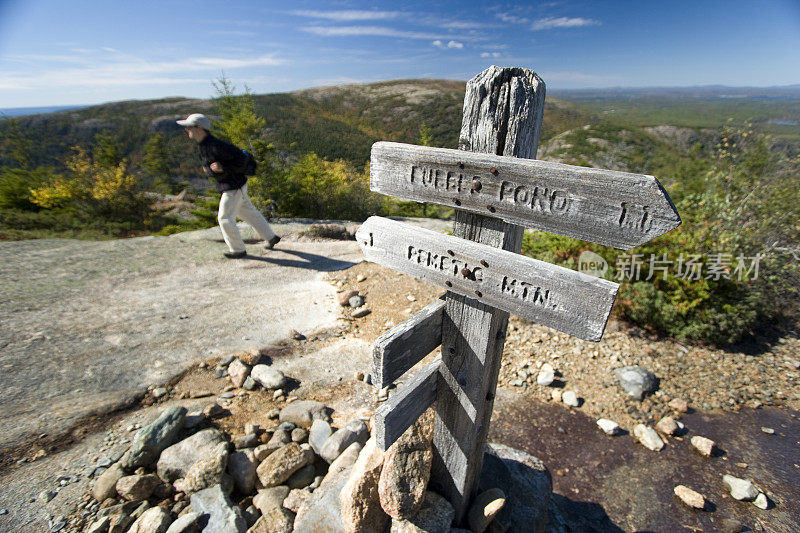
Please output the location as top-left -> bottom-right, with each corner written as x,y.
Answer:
176,113 -> 211,130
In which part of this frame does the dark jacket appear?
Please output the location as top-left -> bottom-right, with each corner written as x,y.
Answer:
198,133 -> 248,192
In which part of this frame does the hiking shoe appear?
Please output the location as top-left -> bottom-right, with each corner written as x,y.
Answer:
223,250 -> 247,259
266,235 -> 281,249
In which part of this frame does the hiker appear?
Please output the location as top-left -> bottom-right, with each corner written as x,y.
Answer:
177,113 -> 280,258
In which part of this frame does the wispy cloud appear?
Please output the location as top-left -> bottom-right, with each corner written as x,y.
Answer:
481,51 -> 502,58
531,17 -> 601,30
303,26 -> 441,39
433,40 -> 464,49
497,13 -> 530,24
0,54 -> 286,90
291,10 -> 402,21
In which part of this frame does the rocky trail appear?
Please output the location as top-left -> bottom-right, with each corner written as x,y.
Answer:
0,220 -> 798,532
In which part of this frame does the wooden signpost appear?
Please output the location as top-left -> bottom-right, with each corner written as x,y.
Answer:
359,66 -> 681,524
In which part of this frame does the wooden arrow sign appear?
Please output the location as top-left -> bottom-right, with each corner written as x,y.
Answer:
370,141 -> 681,250
356,216 -> 619,341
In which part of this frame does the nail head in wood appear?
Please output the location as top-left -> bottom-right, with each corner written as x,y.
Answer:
460,267 -> 471,278
480,260 -> 488,267
471,179 -> 482,192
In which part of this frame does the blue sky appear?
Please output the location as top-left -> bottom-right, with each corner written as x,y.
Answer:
1,0 -> 799,107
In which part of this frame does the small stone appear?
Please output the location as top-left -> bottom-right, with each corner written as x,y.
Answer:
352,308 -> 371,318
219,392 -> 234,399
251,365 -> 286,389
38,490 -> 57,503
152,387 -> 168,399
668,398 -> 689,413
349,295 -> 365,308
690,436 -> 717,457
273,390 -> 284,400
122,406 -> 187,469
753,492 -> 770,510
203,404 -> 225,418
245,423 -> 260,435
357,274 -> 367,282
243,376 -> 257,390
256,442 -> 315,487
174,442 -> 229,494
228,359 -> 251,388
319,419 -> 370,463
234,434 -> 259,449
92,463 -> 125,502
551,390 -> 562,402
338,289 -> 359,306
615,366 -> 658,401
536,364 -> 555,386
466,488 -> 505,533
761,427 -> 775,434
267,408 -> 280,419
339,437 -> 387,533
355,371 -> 365,381
116,474 -> 161,501
214,368 -> 228,379
655,416 -> 679,435
722,474 -> 759,501
227,449 -> 257,495
633,424 -> 664,451
562,391 -> 579,407
674,485 -> 705,509
289,328 -> 306,341
253,486 -> 290,517
220,354 -> 236,366
283,488 -> 310,513
596,419 -> 620,436
719,518 -> 744,532
190,484 -> 247,533
291,428 -> 309,443
254,444 -> 273,462
127,506 -> 171,533
163,511 -> 199,532
287,464 -> 316,490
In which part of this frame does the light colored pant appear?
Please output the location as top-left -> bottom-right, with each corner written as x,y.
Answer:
218,184 -> 276,253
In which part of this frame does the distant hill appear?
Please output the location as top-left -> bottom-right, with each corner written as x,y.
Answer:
0,79 -> 590,174
0,105 -> 89,117
1,79 -> 798,176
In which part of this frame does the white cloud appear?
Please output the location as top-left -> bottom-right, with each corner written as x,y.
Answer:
291,10 -> 402,21
497,13 -> 530,24
0,54 -> 286,91
531,17 -> 600,30
304,26 -> 441,39
433,40 -> 464,49
481,52 -> 501,58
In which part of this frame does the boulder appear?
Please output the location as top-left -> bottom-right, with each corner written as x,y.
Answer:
128,506 -> 172,533
175,442 -> 229,494
157,429 -> 226,482
256,442 -> 315,488
228,359 -> 251,388
378,420 -> 432,519
477,443 -> 551,533
251,365 -> 286,389
228,449 -> 258,495
116,474 -> 161,501
265,430 -> 292,453
309,420 -> 333,454
123,406 -> 187,469
655,416 -> 680,436
320,419 -> 370,463
279,400 -> 330,429
92,463 -> 126,502
389,491 -> 453,533
340,438 -> 388,533
614,366 -> 658,401
190,484 -> 247,533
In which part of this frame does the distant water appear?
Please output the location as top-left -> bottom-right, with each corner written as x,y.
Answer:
0,105 -> 88,117
767,119 -> 798,125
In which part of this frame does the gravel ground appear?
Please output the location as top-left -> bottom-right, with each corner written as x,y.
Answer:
328,261 -> 800,431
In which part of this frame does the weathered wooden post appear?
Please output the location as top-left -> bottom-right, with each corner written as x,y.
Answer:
429,67 -> 545,520
357,65 -> 681,525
